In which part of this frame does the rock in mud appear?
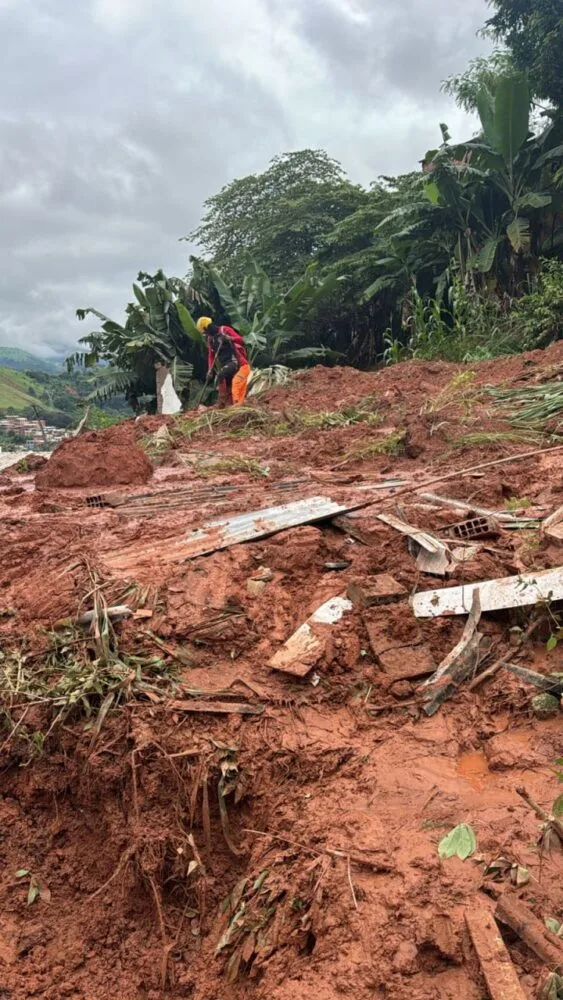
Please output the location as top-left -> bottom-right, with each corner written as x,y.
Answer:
389,680 -> 414,700
531,693 -> 560,719
392,940 -> 419,975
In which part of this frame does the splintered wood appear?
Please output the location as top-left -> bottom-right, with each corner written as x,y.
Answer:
418,591 -> 481,715
465,908 -> 527,1000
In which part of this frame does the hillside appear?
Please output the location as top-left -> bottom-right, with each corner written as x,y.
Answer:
0,364 -> 127,436
0,366 -> 60,412
0,346 -> 61,372
1,345 -> 563,999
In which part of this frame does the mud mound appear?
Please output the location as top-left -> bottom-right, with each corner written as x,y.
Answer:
35,424 -> 153,488
2,452 -> 48,475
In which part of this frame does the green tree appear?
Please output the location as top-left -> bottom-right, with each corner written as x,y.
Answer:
193,258 -> 343,366
68,270 -> 205,408
486,0 -> 563,108
187,149 -> 367,287
441,51 -> 514,112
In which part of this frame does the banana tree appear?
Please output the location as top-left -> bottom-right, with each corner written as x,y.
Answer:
463,74 -> 562,265
196,259 -> 345,366
69,271 -> 204,408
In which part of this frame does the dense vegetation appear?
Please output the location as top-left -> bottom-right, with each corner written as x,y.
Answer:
70,0 -> 563,409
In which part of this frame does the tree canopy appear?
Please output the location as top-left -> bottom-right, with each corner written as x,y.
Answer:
486,0 -> 563,108
187,150 -> 367,287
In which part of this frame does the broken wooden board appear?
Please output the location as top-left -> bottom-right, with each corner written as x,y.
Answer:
412,565 -> 563,618
465,908 -> 527,1000
419,592 -> 481,715
269,595 -> 353,677
378,512 -> 451,576
347,574 -> 407,607
543,521 -> 563,543
377,512 -> 446,554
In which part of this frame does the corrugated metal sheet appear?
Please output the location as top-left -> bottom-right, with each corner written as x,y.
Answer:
178,496 -> 364,559
105,495 -> 367,572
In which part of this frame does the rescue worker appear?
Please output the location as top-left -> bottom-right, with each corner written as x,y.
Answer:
195,317 -> 251,406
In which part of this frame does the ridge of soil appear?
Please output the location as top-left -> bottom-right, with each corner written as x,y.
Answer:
1,346 -> 562,1000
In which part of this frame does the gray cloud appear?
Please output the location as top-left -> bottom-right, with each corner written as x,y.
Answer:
0,0 -> 491,359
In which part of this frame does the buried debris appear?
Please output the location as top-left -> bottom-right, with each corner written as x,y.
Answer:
269,595 -> 353,677
366,630 -> 437,684
532,693 -> 560,719
465,908 -> 528,1000
469,617 -> 543,690
412,565 -> 563,618
515,785 -> 563,844
105,496 -> 370,570
504,664 -> 563,697
330,514 -> 373,545
495,892 -> 563,972
55,605 -> 134,628
347,574 -> 407,607
418,592 -> 482,715
243,828 -> 392,872
377,512 -> 451,576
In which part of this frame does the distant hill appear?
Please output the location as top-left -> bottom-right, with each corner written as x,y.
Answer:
0,367 -> 59,412
0,346 -> 61,373
0,364 -> 127,436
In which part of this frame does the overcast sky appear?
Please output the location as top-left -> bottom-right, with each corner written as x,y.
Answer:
0,0 -> 492,359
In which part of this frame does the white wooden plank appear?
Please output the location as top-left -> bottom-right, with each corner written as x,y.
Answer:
412,565 -> 563,618
269,595 -> 353,677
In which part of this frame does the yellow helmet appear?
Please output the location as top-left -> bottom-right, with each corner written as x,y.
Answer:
196,316 -> 213,334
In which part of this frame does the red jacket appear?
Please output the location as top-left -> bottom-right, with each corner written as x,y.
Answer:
207,325 -> 249,370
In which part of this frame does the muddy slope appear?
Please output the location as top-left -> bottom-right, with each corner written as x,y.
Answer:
0,347 -> 562,1000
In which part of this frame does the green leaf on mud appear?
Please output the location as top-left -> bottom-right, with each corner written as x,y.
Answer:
15,869 -> 29,878
553,794 -> 563,817
27,879 -> 40,905
438,824 -> 477,860
253,870 -> 269,891
545,918 -> 562,936
540,972 -> 563,1000
547,635 -> 558,652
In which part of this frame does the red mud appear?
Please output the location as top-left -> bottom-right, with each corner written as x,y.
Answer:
35,424 -> 153,488
1,348 -> 563,1000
